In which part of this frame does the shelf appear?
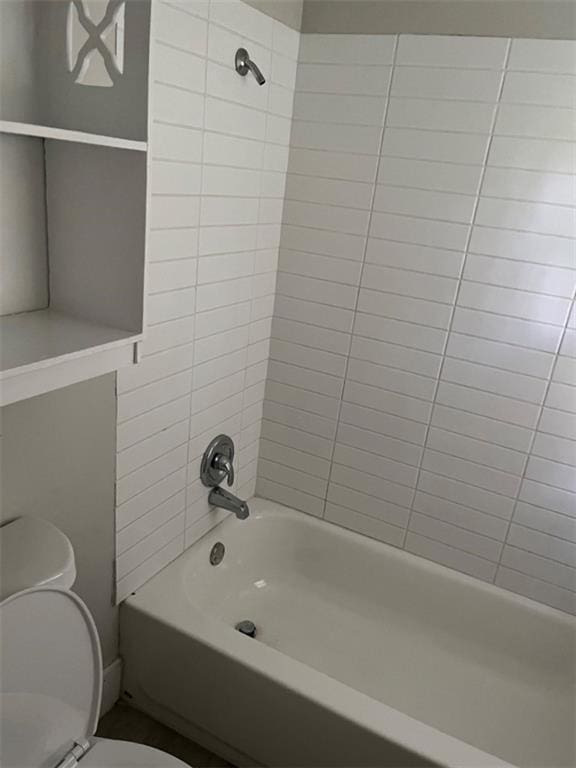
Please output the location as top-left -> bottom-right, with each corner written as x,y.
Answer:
0,310 -> 142,406
0,121 -> 147,152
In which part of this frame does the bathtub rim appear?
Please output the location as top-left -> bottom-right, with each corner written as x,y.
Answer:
124,497 -> 575,768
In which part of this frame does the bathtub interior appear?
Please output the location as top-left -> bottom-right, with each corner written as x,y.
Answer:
132,500 -> 576,768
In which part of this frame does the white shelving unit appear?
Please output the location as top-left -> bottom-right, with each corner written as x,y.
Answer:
0,0 -> 151,407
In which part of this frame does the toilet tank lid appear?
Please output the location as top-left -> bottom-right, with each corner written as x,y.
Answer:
0,516 -> 76,600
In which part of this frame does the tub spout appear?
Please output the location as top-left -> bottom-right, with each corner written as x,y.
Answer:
209,486 -> 250,520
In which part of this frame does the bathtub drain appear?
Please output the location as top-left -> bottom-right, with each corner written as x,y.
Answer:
210,542 -> 225,566
235,619 -> 257,638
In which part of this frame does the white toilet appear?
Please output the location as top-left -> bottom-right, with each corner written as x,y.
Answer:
0,517 -> 190,768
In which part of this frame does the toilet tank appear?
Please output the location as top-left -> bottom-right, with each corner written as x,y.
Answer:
0,516 -> 76,600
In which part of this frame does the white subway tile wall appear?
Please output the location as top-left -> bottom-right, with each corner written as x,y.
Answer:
258,35 -> 576,615
114,0 -> 299,601
113,19 -> 575,614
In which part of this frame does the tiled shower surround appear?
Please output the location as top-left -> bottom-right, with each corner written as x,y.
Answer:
258,35 -> 576,615
113,3 -> 575,616
114,0 -> 299,601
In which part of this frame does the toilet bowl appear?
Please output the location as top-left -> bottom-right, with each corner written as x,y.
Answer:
0,519 -> 190,768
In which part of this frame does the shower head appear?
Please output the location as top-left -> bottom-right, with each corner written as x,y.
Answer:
235,47 -> 266,86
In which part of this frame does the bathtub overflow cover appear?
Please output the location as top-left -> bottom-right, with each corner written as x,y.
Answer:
210,542 -> 225,566
236,620 -> 257,638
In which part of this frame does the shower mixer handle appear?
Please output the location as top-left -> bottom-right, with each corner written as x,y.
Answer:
201,434 -> 236,487
213,453 -> 234,486
235,47 -> 266,85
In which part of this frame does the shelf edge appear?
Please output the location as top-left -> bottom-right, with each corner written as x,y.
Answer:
0,121 -> 147,152
0,340 -> 140,407
0,332 -> 144,380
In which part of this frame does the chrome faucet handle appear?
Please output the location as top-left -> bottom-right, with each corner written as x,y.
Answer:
201,434 -> 236,488
213,453 -> 234,486
235,47 -> 266,85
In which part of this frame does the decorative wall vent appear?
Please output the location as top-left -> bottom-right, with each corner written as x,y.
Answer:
66,0 -> 125,87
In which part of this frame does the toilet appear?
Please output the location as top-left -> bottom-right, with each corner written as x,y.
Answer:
0,517 -> 190,768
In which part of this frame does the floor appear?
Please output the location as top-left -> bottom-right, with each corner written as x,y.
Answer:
97,701 -> 233,768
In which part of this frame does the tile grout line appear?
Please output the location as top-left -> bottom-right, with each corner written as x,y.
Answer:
272,290 -> 568,333
255,35 -> 301,497
183,0 -> 211,541
271,306 -> 565,360
239,24 -> 272,495
281,207 -> 576,240
249,22 -> 297,497
117,485 -> 187,535
284,142 -> 576,166
321,36 -> 401,522
117,504 -> 187,563
259,428 -> 536,511
267,359 -> 549,413
401,38 -> 513,554
275,269 -> 574,304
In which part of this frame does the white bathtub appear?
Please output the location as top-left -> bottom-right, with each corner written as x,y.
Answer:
121,499 -> 575,768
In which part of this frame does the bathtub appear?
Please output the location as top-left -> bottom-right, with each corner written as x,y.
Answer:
121,499 -> 575,768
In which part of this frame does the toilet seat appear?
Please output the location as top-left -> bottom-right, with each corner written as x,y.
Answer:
1,587 -> 101,768
81,738 -> 189,768
0,587 -> 190,768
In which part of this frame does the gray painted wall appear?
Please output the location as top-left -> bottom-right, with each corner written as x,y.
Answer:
0,134 -> 49,315
243,0 -> 303,29
302,1 -> 576,38
0,0 -> 40,123
0,374 -> 118,666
